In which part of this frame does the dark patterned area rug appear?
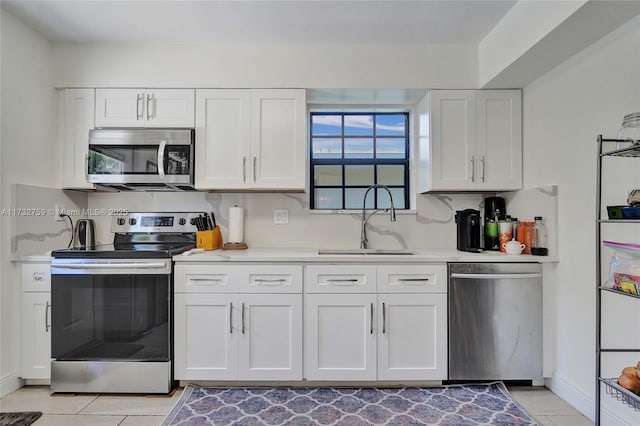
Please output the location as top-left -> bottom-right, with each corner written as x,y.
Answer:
162,383 -> 539,425
0,411 -> 42,426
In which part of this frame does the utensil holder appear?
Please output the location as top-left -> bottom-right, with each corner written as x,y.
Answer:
196,227 -> 223,250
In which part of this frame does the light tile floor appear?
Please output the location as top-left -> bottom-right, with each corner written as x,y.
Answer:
0,385 -> 593,425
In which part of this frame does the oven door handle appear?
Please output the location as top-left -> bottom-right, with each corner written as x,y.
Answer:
53,262 -> 168,270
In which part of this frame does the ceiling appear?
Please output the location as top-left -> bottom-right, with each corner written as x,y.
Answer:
1,0 -> 517,45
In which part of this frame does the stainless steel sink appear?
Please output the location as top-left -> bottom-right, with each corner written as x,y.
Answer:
317,249 -> 415,256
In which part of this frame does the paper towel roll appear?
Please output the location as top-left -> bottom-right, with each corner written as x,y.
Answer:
228,206 -> 244,243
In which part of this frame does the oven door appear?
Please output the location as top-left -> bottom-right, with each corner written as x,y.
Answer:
87,129 -> 194,185
51,258 -> 172,362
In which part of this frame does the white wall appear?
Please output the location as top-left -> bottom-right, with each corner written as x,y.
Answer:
523,14 -> 640,423
53,43 -> 478,89
0,10 -> 56,396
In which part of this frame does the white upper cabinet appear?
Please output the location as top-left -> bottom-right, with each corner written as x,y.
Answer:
417,89 -> 522,192
60,89 -> 95,189
95,88 -> 195,128
195,89 -> 306,190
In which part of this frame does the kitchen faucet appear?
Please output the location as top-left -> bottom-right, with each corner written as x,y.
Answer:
360,184 -> 396,249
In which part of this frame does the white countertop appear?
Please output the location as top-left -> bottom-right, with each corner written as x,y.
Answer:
13,253 -> 52,262
173,247 -> 558,263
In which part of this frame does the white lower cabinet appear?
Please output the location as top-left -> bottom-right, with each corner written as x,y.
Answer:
377,293 -> 447,381
304,294 -> 377,381
176,262 -> 447,383
174,263 -> 303,381
174,293 -> 238,380
238,294 -> 302,380
21,261 -> 52,380
304,264 -> 448,382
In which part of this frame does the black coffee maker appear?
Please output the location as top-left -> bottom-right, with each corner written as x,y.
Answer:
483,196 -> 506,251
455,209 -> 481,253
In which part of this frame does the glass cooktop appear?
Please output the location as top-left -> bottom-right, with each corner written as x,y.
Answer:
51,243 -> 195,259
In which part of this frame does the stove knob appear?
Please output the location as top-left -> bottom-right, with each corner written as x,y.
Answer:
189,218 -> 196,225
129,218 -> 137,225
179,218 -> 187,226
116,218 -> 125,226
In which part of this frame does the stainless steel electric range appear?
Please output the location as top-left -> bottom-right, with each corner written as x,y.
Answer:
50,212 -> 202,394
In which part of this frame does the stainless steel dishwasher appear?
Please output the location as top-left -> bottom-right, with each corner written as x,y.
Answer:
448,262 -> 543,385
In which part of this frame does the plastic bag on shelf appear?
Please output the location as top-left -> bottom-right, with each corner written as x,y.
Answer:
604,241 -> 640,295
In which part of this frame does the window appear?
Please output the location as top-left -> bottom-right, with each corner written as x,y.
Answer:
310,112 -> 409,210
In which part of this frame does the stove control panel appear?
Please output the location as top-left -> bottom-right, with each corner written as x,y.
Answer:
111,212 -> 205,234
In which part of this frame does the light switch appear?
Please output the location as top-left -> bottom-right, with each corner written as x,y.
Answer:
274,209 -> 289,225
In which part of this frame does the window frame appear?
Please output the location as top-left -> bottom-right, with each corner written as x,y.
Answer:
309,111 -> 410,210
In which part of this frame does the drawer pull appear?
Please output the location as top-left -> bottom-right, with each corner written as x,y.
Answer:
397,278 -> 430,282
326,278 -> 359,283
188,277 -> 223,283
253,278 -> 286,284
33,274 -> 44,282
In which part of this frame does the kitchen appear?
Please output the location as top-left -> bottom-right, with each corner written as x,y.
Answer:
1,1 -> 640,425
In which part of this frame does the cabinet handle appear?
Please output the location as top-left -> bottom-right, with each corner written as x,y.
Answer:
33,274 -> 43,282
242,302 -> 246,334
253,278 -> 286,283
45,301 -> 50,333
397,278 -> 429,282
146,94 -> 153,120
326,278 -> 358,283
470,156 -> 475,182
229,302 -> 233,334
382,302 -> 386,334
370,303 -> 374,334
242,157 -> 247,183
253,156 -> 257,182
136,94 -> 143,120
481,155 -> 486,183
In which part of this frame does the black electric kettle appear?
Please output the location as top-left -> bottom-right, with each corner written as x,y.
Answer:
73,219 -> 96,249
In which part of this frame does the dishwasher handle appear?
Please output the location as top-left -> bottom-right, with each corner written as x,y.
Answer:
450,273 -> 542,280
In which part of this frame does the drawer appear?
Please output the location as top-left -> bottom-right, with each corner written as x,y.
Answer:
377,264 -> 446,293
21,262 -> 51,292
305,265 -> 376,293
174,264 -> 240,293
239,265 -> 302,293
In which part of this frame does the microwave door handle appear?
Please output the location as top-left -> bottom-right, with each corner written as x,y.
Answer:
158,140 -> 166,176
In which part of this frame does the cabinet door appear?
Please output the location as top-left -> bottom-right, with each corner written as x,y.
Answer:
60,89 -> 95,189
428,90 -> 477,190
145,89 -> 195,128
21,292 -> 51,379
250,89 -> 306,190
377,294 -> 447,380
476,90 -> 522,191
174,294 -> 238,380
238,294 -> 302,380
95,89 -> 144,127
195,89 -> 251,189
305,294 -> 376,380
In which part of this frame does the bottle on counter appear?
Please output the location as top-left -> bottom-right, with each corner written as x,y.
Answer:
531,216 -> 548,256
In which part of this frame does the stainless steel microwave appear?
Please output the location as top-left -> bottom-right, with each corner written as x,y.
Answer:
87,129 -> 195,191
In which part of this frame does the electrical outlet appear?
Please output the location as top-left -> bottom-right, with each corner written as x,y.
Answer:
55,204 -> 65,221
274,209 -> 289,225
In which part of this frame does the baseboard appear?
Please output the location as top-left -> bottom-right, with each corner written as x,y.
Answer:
0,371 -> 23,398
545,376 -> 593,420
